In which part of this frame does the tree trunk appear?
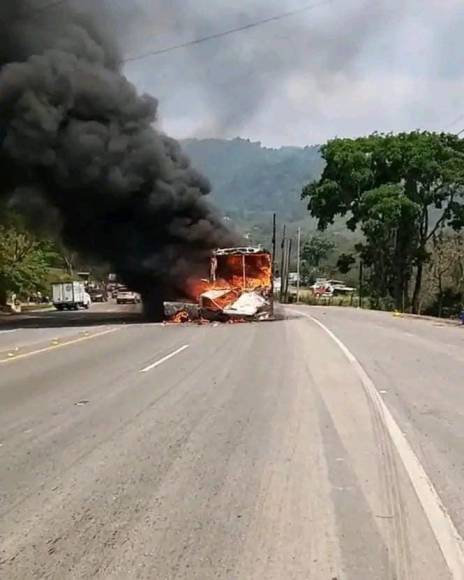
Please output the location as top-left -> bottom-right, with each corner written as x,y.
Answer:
393,280 -> 403,311
412,261 -> 424,314
392,261 -> 407,311
437,274 -> 443,318
64,258 -> 74,277
392,226 -> 411,312
0,287 -> 7,307
438,294 -> 443,318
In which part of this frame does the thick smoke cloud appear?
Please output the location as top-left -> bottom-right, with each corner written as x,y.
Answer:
0,1 -> 237,318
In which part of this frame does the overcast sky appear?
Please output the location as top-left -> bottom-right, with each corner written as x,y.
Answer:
120,0 -> 464,147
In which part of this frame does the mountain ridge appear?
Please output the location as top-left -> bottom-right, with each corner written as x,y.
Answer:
181,137 -> 323,222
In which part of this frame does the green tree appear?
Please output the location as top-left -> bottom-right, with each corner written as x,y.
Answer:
302,132 -> 464,312
0,224 -> 50,305
424,231 -> 464,316
302,235 -> 334,270
299,235 -> 335,284
356,184 -> 420,307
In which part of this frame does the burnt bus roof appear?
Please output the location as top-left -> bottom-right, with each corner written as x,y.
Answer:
213,247 -> 270,256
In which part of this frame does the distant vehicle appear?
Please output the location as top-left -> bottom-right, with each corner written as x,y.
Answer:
116,290 -> 141,305
288,272 -> 299,284
88,288 -> 107,302
311,278 -> 355,297
52,282 -> 92,311
111,284 -> 127,299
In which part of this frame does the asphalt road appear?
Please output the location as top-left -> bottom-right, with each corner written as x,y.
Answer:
1,303 -> 463,579
0,302 -> 142,344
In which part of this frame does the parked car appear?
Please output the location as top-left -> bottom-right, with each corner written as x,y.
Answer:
311,278 -> 355,297
112,285 -> 127,299
88,289 -> 107,302
116,290 -> 141,305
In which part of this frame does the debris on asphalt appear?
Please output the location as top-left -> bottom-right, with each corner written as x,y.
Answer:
7,346 -> 20,358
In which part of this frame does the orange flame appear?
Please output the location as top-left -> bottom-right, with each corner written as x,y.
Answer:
186,253 -> 272,304
170,309 -> 191,323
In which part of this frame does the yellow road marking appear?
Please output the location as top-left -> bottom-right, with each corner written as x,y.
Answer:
0,328 -> 119,364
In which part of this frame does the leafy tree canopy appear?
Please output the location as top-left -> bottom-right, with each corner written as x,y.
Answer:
301,235 -> 335,269
0,224 -> 50,302
302,132 -> 464,312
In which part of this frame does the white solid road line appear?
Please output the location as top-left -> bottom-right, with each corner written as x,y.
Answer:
297,309 -> 464,579
140,344 -> 190,373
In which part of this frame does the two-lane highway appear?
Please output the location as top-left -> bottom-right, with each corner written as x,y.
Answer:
0,303 -> 463,578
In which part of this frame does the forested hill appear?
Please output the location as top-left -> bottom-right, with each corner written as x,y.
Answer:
181,138 -> 323,221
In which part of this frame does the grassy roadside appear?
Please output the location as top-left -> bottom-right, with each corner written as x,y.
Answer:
0,303 -> 54,317
291,289 -> 463,324
21,304 -> 54,312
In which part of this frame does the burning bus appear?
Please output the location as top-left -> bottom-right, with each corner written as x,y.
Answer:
165,247 -> 274,322
200,247 -> 273,320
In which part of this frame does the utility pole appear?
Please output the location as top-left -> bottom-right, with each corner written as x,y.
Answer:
271,213 -> 277,315
279,224 -> 286,302
282,239 -> 289,303
284,238 -> 292,303
296,227 -> 301,303
272,213 -> 277,277
282,239 -> 287,302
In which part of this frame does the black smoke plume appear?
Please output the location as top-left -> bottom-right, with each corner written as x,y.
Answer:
0,1 -> 237,319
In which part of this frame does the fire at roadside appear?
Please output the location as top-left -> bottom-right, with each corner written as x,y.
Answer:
164,247 -> 274,324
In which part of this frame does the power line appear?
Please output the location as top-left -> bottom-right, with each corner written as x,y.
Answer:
31,0 -> 67,15
443,112 -> 464,136
123,0 -> 334,64
445,113 -> 464,131
21,0 -> 68,21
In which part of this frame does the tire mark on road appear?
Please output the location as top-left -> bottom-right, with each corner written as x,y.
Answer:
296,309 -> 464,580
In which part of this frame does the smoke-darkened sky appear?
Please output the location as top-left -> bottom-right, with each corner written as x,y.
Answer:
116,0 -> 464,146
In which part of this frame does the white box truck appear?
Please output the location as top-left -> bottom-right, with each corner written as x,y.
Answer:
52,282 -> 91,311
